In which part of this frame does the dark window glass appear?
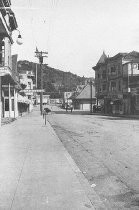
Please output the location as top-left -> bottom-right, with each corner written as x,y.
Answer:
5,99 -> 9,111
119,81 -> 121,91
12,99 -> 14,111
111,66 -> 116,73
103,84 -> 106,90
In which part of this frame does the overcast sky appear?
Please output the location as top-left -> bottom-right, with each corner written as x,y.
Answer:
11,0 -> 139,77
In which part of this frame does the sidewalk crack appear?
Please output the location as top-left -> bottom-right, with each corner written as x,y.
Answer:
9,146 -> 30,210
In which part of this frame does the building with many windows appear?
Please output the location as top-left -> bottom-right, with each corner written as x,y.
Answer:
93,51 -> 139,115
18,69 -> 35,112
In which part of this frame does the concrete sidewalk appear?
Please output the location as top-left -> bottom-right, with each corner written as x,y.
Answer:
0,107 -> 106,210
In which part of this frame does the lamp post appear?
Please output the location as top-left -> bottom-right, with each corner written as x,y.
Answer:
35,49 -> 48,115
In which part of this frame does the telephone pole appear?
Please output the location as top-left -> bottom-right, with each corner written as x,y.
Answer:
35,49 -> 48,115
90,80 -> 93,114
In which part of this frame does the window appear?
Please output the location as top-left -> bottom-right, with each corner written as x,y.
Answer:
118,80 -> 121,91
98,73 -> 100,78
117,64 -> 121,70
12,99 -> 14,111
5,99 -> 9,111
138,64 -> 139,70
133,64 -> 137,69
111,66 -> 116,74
111,81 -> 116,91
102,71 -> 106,79
0,41 -> 5,66
28,82 -> 31,89
102,84 -> 106,91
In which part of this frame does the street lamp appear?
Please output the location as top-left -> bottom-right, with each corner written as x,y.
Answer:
15,29 -> 23,45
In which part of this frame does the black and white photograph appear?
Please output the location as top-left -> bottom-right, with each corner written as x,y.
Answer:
0,0 -> 139,209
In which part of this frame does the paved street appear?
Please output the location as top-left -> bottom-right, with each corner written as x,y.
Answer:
0,106 -> 102,210
47,106 -> 139,210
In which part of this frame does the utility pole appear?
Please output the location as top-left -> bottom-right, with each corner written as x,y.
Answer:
35,49 -> 48,115
90,80 -> 93,114
36,63 -> 37,89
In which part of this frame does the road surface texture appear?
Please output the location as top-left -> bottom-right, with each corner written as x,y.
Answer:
0,107 -> 101,210
47,106 -> 139,210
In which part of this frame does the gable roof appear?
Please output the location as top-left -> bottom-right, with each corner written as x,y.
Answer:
97,51 -> 107,64
76,84 -> 96,99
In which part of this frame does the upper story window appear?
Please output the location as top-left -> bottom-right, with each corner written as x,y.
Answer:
0,41 -> 5,66
111,66 -> 116,74
118,80 -> 121,91
117,64 -> 121,70
102,84 -> 106,91
102,71 -> 106,79
111,81 -> 116,91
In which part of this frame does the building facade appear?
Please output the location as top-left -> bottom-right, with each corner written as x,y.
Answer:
72,83 -> 96,110
93,51 -> 139,115
18,69 -> 35,112
0,0 -> 21,124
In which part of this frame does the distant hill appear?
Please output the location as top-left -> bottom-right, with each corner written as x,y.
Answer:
17,60 -> 94,98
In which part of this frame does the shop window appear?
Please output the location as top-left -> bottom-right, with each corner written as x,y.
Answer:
5,99 -> 9,111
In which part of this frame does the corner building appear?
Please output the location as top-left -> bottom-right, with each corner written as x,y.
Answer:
93,51 -> 139,115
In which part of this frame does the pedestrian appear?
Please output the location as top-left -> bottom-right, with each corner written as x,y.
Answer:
70,104 -> 73,113
93,105 -> 96,113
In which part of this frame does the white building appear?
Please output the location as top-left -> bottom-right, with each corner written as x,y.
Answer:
0,1 -> 21,123
19,69 -> 35,112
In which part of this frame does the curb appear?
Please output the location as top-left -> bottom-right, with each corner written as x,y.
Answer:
47,119 -> 108,210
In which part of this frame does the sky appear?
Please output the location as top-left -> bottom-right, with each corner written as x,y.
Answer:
11,0 -> 139,77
